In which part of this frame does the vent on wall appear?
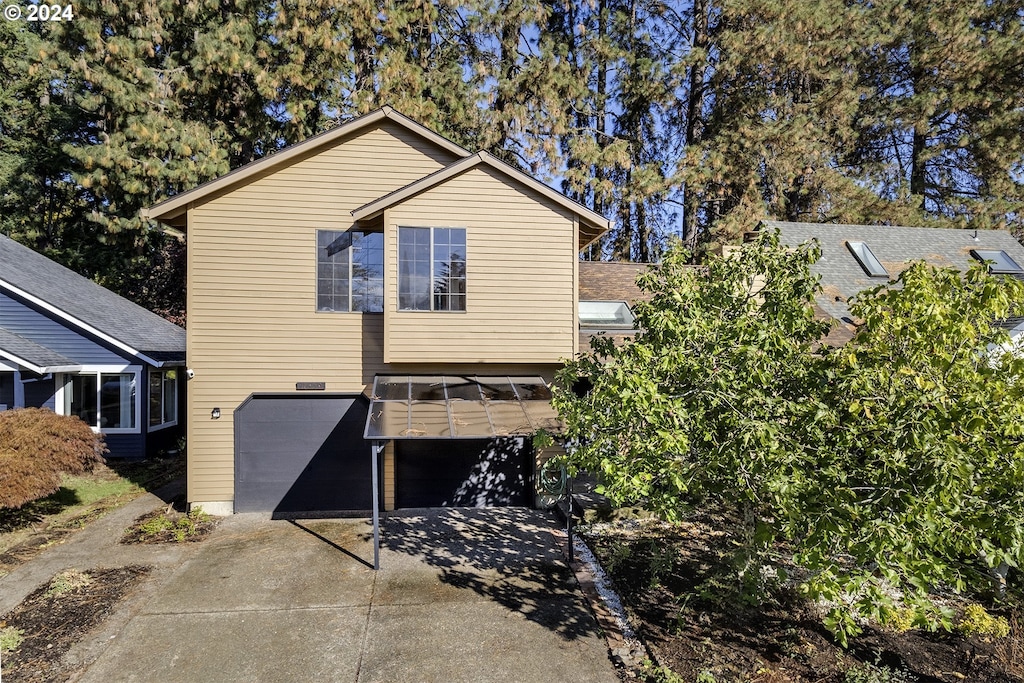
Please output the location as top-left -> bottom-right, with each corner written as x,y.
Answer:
970,249 -> 1024,274
846,241 -> 889,278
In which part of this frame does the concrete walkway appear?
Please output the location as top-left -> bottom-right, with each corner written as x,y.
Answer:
2,493 -> 619,683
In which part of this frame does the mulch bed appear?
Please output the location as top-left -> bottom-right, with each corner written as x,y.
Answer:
119,498 -> 217,545
1,565 -> 150,683
582,516 -> 1024,683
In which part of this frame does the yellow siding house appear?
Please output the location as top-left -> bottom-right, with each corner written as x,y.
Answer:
143,107 -> 609,516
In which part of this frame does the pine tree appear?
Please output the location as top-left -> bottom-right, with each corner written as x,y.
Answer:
850,0 -> 1024,231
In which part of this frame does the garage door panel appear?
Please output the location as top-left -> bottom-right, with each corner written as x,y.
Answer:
234,395 -> 376,515
396,438 -> 531,508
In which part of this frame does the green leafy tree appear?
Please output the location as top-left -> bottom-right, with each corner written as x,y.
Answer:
545,231 -> 1024,642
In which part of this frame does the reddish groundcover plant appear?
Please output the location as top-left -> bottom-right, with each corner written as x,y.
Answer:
0,408 -> 107,509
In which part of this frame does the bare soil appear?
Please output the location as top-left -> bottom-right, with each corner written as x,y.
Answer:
582,513 -> 1024,683
0,565 -> 150,683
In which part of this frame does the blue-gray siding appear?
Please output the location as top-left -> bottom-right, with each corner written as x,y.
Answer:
0,292 -> 135,365
0,372 -> 14,409
22,374 -> 56,411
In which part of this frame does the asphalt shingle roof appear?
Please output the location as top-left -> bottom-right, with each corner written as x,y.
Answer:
767,220 -> 1024,325
577,261 -> 655,354
0,326 -> 79,371
0,235 -> 185,363
578,261 -> 653,303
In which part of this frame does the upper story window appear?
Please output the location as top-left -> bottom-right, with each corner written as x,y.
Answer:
317,230 -> 384,313
970,249 -> 1024,274
846,241 -> 888,278
399,227 -> 466,311
579,301 -> 635,329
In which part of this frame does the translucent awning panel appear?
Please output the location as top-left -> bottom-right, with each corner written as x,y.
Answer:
366,400 -> 410,439
364,375 -> 562,440
450,400 -> 491,437
406,401 -> 451,438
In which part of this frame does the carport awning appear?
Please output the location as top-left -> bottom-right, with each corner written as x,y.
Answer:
363,375 -> 562,439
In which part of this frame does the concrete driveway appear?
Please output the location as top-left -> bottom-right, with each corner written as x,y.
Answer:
59,506 -> 618,683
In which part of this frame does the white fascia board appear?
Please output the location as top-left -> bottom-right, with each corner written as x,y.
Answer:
0,348 -> 81,375
0,280 -> 163,368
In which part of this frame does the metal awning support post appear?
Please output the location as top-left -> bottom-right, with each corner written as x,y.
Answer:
371,440 -> 384,570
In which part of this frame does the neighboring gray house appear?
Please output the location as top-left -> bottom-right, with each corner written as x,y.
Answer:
768,220 -> 1024,338
0,234 -> 186,458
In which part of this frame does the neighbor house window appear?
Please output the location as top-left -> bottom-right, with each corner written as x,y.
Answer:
317,230 -> 384,312
62,371 -> 138,432
970,249 -> 1024,275
398,227 -> 466,311
149,370 -> 177,429
846,241 -> 889,278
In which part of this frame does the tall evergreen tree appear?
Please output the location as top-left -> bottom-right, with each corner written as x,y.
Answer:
850,0 -> 1024,231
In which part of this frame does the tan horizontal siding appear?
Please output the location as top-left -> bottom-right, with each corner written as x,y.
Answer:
185,121 -> 458,505
384,166 -> 577,364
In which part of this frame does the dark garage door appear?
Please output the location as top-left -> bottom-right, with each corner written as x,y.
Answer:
234,394 -> 376,515
395,437 -> 532,508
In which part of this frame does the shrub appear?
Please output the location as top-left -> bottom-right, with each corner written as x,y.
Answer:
0,408 -> 107,509
956,604 -> 1011,640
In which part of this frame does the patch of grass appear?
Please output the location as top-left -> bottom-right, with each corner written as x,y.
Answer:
0,625 -> 24,653
60,473 -> 141,506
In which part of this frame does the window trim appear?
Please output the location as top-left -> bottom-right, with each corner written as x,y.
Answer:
398,226 -> 468,312
148,369 -> 178,432
56,365 -> 142,435
316,229 -> 384,314
970,249 -> 1024,275
845,241 -> 889,278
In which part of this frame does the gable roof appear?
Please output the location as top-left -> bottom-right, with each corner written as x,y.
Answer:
351,151 -> 611,247
0,235 -> 185,367
578,261 -> 652,303
0,327 -> 81,374
766,220 -> 1024,324
142,107 -> 472,227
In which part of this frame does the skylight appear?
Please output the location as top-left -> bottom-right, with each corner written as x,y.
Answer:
970,249 -> 1024,274
579,301 -> 635,329
846,241 -> 889,278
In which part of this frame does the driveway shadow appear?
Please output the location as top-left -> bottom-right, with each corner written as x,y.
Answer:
380,507 -> 598,641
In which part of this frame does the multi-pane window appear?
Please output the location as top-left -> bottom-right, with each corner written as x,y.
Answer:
317,230 -> 384,312
148,370 -> 177,428
63,372 -> 137,431
398,227 -> 466,311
